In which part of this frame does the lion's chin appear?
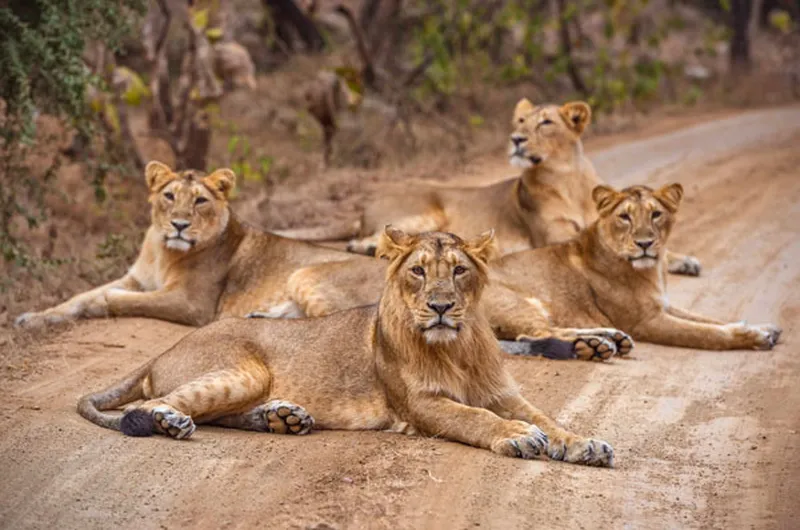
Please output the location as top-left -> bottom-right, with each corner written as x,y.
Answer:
423,326 -> 459,344
509,154 -> 533,169
629,256 -> 658,269
165,238 -> 193,252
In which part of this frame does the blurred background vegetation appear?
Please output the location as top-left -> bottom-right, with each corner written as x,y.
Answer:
0,0 -> 798,328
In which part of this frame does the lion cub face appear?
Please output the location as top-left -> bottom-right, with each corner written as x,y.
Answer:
377,228 -> 498,344
592,183 -> 683,270
509,99 -> 591,169
145,161 -> 236,252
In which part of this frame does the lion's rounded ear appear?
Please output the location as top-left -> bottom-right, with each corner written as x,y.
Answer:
592,185 -> 621,216
145,161 -> 175,192
204,168 -> 237,199
376,226 -> 414,261
512,98 -> 535,123
466,230 -> 499,265
559,101 -> 592,135
655,183 -> 684,213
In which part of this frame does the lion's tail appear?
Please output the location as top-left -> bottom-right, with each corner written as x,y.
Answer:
271,219 -> 361,242
499,338 -> 575,360
77,362 -> 152,433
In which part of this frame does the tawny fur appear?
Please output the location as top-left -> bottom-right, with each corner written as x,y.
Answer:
281,98 -> 700,276
14,161 -> 368,329
287,185 -> 781,355
77,230 -> 614,467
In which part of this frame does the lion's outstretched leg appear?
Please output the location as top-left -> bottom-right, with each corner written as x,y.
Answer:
489,394 -> 614,468
120,363 -> 272,439
487,292 -> 629,361
514,326 -> 633,361
347,210 -> 446,256
105,288 -> 215,326
15,275 -> 142,329
407,395 -> 548,460
666,250 -> 702,277
665,306 -> 724,325
634,313 -> 782,350
211,399 -> 314,435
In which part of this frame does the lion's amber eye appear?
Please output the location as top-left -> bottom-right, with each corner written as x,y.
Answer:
619,213 -> 631,222
453,265 -> 467,276
164,192 -> 175,201
195,196 -> 209,205
652,211 -> 662,220
411,266 -> 425,276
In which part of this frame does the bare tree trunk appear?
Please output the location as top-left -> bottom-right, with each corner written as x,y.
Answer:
144,0 -> 173,130
555,0 -> 589,96
335,5 -> 376,89
730,0 -> 752,73
263,0 -> 325,52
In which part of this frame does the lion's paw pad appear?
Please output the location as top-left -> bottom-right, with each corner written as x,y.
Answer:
609,330 -> 634,355
563,438 -> 614,467
153,406 -> 196,439
574,336 -> 617,361
257,400 -> 314,435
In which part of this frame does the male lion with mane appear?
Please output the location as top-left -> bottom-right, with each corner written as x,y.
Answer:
15,161 -> 370,329
78,229 -> 614,467
277,99 -> 700,276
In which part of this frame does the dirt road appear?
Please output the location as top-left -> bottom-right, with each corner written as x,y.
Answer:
2,108 -> 799,529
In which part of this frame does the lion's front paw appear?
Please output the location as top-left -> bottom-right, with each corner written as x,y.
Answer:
573,336 -> 617,361
745,324 -> 782,350
152,406 -> 196,439
253,400 -> 315,435
14,311 -> 67,329
669,255 -> 702,277
491,422 -> 549,459
346,239 -> 377,256
549,436 -> 614,467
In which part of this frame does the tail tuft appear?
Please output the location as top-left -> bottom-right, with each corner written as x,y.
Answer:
500,338 -> 576,360
120,409 -> 155,437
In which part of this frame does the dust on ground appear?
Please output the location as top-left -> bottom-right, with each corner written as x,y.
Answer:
1,109 -> 799,529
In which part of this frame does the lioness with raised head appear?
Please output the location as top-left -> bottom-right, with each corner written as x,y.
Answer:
15,161 -> 366,329
285,184 -> 781,358
278,98 -> 700,276
78,230 -> 614,467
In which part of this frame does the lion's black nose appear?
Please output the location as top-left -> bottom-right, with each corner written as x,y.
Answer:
511,135 -> 527,147
171,220 -> 191,232
428,302 -> 454,316
635,240 -> 654,250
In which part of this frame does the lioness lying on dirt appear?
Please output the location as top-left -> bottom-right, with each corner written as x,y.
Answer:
286,184 -> 781,357
77,230 -> 614,467
277,98 -> 700,276
15,161 -> 368,329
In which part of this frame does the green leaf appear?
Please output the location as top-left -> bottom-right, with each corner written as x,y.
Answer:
769,10 -> 793,34
258,155 -> 274,176
227,135 -> 240,155
192,8 -> 210,29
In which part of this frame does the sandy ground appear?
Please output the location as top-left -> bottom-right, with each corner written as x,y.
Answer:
1,108 -> 799,529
